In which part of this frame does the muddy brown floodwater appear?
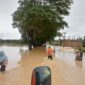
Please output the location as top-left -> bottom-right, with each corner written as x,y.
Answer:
0,46 -> 85,85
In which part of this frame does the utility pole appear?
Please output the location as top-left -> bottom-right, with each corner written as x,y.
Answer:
62,32 -> 66,48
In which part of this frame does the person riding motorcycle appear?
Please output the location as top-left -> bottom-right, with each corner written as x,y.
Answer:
0,51 -> 8,72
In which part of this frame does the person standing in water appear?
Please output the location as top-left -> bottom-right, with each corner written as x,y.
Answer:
47,46 -> 54,60
75,48 -> 83,61
79,48 -> 83,61
75,50 -> 80,61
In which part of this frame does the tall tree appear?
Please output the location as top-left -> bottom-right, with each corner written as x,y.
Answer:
12,0 -> 73,50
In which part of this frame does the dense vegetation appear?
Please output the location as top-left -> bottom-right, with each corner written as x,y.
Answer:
0,39 -> 25,45
12,0 -> 73,50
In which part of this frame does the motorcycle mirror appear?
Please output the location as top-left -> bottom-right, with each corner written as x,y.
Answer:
31,66 -> 51,85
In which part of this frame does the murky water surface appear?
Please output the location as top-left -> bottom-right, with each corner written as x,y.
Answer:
0,46 -> 85,85
0,46 -> 45,85
55,46 -> 85,68
0,45 -> 28,70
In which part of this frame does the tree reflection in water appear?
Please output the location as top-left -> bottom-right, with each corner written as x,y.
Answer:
75,61 -> 83,68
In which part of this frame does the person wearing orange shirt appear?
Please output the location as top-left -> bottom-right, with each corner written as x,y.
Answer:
47,46 -> 54,60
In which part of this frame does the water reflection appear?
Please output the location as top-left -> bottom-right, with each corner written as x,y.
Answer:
75,61 -> 83,68
55,46 -> 85,69
0,46 -> 85,85
0,45 -> 28,70
20,48 -> 28,57
55,47 -> 75,65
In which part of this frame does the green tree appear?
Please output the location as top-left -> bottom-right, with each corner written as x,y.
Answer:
12,0 -> 73,50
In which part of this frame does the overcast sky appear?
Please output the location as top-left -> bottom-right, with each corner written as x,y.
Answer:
63,0 -> 85,39
0,0 -> 20,39
0,0 -> 85,39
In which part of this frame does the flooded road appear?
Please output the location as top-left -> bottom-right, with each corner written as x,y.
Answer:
0,46 -> 85,85
0,46 -> 46,85
0,45 -> 28,70
55,46 -> 85,69
54,46 -> 85,85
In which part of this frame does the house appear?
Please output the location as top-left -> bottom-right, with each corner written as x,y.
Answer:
62,39 -> 82,48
